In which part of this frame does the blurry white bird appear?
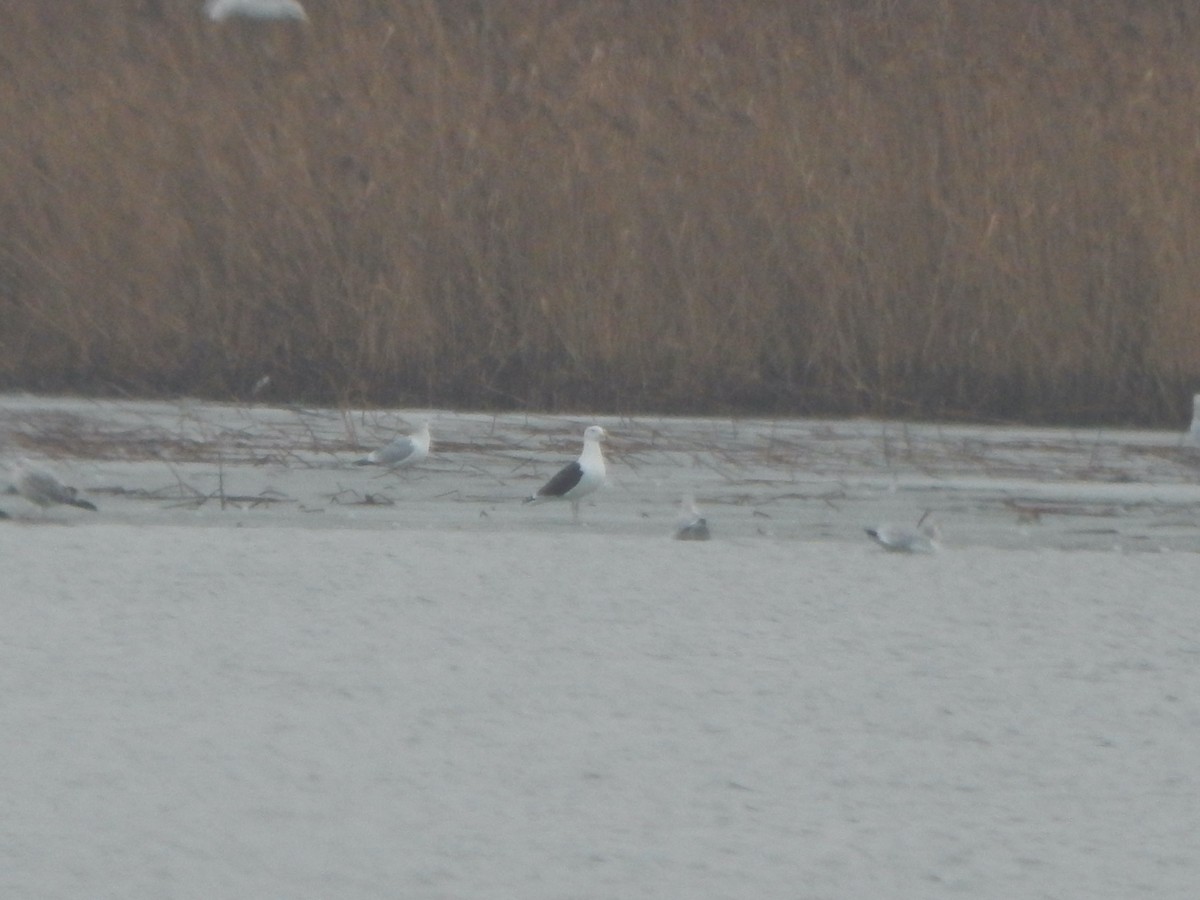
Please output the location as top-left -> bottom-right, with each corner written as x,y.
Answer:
674,494 -> 711,541
355,422 -> 432,470
865,514 -> 940,553
11,459 -> 98,513
523,425 -> 607,523
1188,393 -> 1200,444
249,374 -> 272,399
205,0 -> 308,22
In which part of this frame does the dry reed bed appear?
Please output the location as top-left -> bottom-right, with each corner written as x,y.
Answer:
3,3 -> 1200,423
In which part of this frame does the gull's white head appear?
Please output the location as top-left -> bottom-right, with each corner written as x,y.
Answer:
583,425 -> 607,443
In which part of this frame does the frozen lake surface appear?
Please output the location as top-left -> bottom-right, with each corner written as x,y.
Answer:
3,395 -> 1200,898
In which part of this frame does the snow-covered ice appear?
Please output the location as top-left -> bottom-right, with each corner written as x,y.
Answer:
3,395 -> 1200,899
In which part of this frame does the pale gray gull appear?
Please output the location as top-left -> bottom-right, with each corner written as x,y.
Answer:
523,425 -> 607,523
11,459 -> 98,513
205,0 -> 308,22
355,422 -> 432,470
674,494 -> 711,541
865,515 -> 940,553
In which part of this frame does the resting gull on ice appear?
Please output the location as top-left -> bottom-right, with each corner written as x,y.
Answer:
674,494 -> 711,541
11,459 -> 98,514
1188,393 -> 1200,445
354,422 -> 432,470
865,515 -> 940,553
204,0 -> 309,21
523,425 -> 607,523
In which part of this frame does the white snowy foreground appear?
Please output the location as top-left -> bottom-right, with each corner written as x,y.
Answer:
3,395 -> 1200,899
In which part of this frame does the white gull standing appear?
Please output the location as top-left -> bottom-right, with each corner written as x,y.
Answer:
11,459 -> 98,514
355,422 -> 432,471
205,0 -> 309,21
674,494 -> 711,541
1188,393 -> 1200,445
523,425 -> 607,523
865,513 -> 940,553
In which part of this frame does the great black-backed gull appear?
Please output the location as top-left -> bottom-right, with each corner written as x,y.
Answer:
865,515 -> 940,553
523,425 -> 607,523
204,0 -> 308,22
355,422 -> 432,470
11,459 -> 98,513
674,494 -> 711,541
